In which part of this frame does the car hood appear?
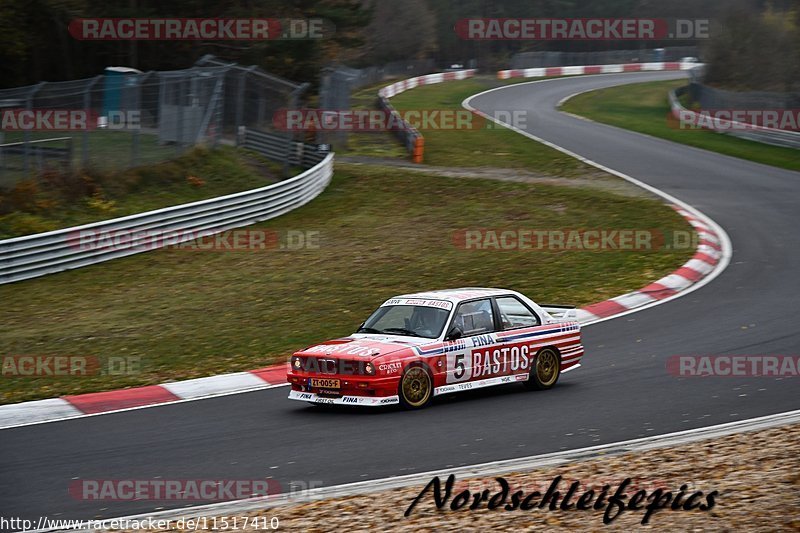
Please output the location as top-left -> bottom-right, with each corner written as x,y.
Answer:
295,334 -> 430,360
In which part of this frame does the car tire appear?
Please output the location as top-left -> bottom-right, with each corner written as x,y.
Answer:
398,365 -> 433,410
524,347 -> 561,390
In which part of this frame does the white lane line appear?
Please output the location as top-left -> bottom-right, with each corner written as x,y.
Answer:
31,409 -> 800,532
462,76 -> 733,327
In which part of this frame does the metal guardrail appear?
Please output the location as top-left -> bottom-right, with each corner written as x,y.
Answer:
240,128 -> 327,169
0,147 -> 334,284
669,86 -> 800,149
377,70 -> 477,163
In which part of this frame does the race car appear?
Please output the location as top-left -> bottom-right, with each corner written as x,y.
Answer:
287,288 -> 584,409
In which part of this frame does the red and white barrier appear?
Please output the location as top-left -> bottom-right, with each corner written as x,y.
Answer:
498,61 -> 697,80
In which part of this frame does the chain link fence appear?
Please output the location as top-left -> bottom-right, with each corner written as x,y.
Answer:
0,55 -> 306,188
317,59 -> 437,148
510,46 -> 699,69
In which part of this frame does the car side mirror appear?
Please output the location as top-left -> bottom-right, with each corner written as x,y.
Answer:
446,326 -> 463,341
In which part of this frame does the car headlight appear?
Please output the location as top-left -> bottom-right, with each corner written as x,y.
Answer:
292,356 -> 302,370
364,362 -> 375,375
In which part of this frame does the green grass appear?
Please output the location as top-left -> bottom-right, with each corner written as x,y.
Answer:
0,131 -> 179,186
345,77 -> 596,175
0,146 -> 283,238
0,164 -> 693,404
562,80 -> 800,172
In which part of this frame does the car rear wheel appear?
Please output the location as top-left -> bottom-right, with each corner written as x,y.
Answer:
524,347 -> 561,390
398,366 -> 433,409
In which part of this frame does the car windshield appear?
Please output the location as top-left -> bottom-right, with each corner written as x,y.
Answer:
358,304 -> 451,339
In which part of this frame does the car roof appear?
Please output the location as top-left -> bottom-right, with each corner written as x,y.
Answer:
391,287 -> 518,305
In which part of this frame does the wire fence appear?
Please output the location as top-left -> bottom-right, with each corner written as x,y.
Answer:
317,59 -> 438,148
0,55 -> 306,188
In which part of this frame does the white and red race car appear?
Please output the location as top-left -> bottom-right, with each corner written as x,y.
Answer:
287,288 -> 584,409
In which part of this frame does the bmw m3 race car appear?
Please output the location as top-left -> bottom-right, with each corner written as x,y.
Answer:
287,288 -> 584,409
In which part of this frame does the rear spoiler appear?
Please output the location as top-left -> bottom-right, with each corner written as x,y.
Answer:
540,304 -> 578,321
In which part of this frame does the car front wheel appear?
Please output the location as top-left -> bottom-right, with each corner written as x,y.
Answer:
398,366 -> 433,409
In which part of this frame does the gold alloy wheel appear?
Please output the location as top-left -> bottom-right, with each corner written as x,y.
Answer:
401,367 -> 431,408
535,348 -> 559,387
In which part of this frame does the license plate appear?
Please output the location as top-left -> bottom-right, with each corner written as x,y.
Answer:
309,378 -> 340,389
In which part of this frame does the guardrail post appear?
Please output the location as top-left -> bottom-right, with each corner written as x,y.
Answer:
284,82 -> 309,177
24,83 -> 46,174
82,76 -> 102,168
412,136 -> 424,164
236,66 -> 258,145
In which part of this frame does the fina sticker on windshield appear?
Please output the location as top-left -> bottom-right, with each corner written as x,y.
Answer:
382,298 -> 453,310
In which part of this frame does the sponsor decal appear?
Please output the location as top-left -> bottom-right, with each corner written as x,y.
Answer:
378,362 -> 403,373
302,343 -> 377,357
382,298 -> 453,310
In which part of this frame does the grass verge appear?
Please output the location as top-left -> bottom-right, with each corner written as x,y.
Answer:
0,146 -> 284,238
344,77 -> 596,175
561,79 -> 800,172
0,164 -> 693,404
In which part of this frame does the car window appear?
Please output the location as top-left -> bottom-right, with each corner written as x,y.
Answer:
496,296 -> 540,330
362,305 -> 450,339
452,298 -> 495,336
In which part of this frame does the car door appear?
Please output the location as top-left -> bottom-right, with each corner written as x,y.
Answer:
444,297 -> 504,386
493,295 -> 543,377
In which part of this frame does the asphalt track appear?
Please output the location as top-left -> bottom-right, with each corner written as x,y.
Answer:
2,71 -> 799,525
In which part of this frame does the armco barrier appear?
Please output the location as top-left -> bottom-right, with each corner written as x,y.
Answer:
240,128 -> 328,169
498,61 -> 697,80
669,86 -> 800,149
378,69 -> 476,163
0,151 -> 334,285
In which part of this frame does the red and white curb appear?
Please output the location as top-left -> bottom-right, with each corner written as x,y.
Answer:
577,205 -> 723,322
497,60 -> 698,80
0,68 -> 732,431
0,365 -> 288,430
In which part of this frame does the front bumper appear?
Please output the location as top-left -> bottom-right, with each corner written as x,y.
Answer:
288,390 -> 399,406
